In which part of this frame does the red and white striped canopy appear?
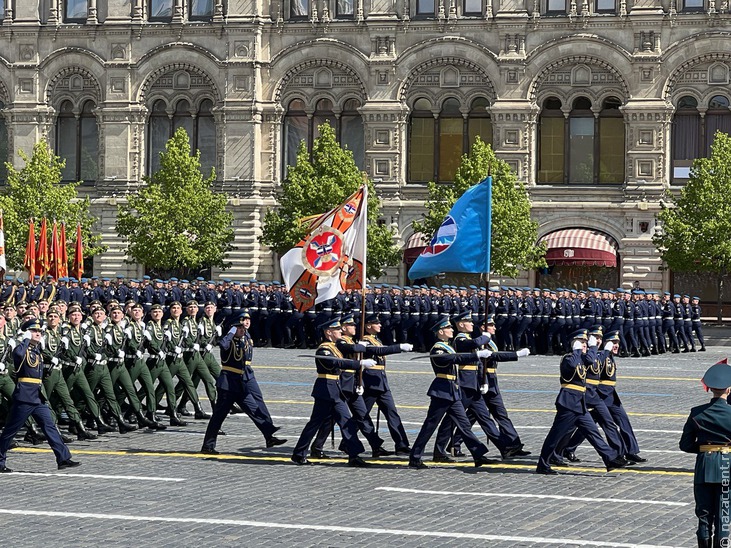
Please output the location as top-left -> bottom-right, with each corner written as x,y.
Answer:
539,228 -> 618,267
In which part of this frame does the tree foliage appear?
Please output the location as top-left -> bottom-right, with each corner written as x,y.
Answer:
654,131 -> 731,318
412,137 -> 546,278
260,122 -> 400,278
0,140 -> 102,271
116,127 -> 234,278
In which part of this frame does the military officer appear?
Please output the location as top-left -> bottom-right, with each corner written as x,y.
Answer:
679,360 -> 731,548
691,297 -> 706,352
0,318 -> 80,472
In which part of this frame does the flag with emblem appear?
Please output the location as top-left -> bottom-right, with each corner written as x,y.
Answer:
408,176 -> 492,281
0,211 -> 6,276
280,186 -> 368,312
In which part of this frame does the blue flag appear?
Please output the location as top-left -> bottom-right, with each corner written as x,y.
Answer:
408,176 -> 492,281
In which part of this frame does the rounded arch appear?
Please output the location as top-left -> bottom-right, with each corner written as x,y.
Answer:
138,63 -> 220,104
270,38 -> 370,69
44,66 -> 103,105
273,58 -> 367,103
397,36 -> 499,73
398,57 -> 496,103
528,56 -> 630,102
664,52 -> 731,99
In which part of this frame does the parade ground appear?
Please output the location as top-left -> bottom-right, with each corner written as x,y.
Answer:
0,347 -> 718,548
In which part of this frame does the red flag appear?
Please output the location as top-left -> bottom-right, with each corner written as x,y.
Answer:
0,211 -> 6,276
24,219 -> 36,280
36,217 -> 50,278
50,221 -> 62,279
60,223 -> 69,278
74,223 -> 84,281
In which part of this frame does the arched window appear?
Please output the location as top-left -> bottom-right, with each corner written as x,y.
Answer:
0,101 -> 7,183
672,96 -> 700,182
281,97 -> 365,175
598,97 -> 625,184
407,96 -> 492,183
568,97 -> 594,183
340,98 -> 364,169
147,98 -> 217,176
56,100 -> 98,184
538,97 -> 565,183
705,95 -> 731,156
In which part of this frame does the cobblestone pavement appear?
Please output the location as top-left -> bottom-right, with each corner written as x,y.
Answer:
1,346 -> 723,547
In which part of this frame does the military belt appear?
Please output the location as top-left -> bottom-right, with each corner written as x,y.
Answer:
18,377 -> 42,384
561,384 -> 586,392
458,365 -> 478,371
585,378 -> 600,385
599,380 -> 617,386
317,374 -> 339,380
322,308 -> 332,311
368,365 -> 385,370
436,373 -> 457,380
485,368 -> 497,373
221,366 -> 244,374
700,445 -> 731,453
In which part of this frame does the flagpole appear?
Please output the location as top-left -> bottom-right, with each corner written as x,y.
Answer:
483,171 -> 493,331
358,179 -> 368,391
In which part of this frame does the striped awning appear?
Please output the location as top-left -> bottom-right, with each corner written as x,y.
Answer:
539,229 -> 618,267
403,232 -> 429,264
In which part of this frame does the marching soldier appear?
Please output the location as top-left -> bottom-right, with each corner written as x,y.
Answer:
691,296 -> 706,352
176,300 -> 217,416
679,360 -> 731,548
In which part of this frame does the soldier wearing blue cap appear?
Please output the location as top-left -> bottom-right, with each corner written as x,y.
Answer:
661,292 -> 680,353
536,328 -> 627,474
681,295 -> 697,352
680,359 -> 731,548
201,311 -> 286,454
0,318 -> 80,472
291,318 -> 374,466
691,296 -> 706,352
408,317 -> 495,469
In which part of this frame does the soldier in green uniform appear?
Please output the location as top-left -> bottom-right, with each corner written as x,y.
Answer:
41,307 -> 96,441
199,301 -> 222,380
175,300 -> 217,416
124,303 -> 166,429
680,359 -> 731,548
60,304 -> 115,435
145,304 -> 186,426
0,314 -> 17,423
84,306 -> 137,433
106,305 -> 157,429
157,301 -> 210,420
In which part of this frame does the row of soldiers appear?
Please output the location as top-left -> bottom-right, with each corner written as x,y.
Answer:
1,276 -> 708,357
0,296 -> 259,446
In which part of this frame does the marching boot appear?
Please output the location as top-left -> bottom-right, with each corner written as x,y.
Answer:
697,538 -> 710,548
146,411 -> 167,430
115,415 -> 138,434
95,418 -> 116,435
57,427 -> 74,444
23,424 -> 46,445
170,411 -> 188,427
135,410 -> 158,429
193,404 -> 211,420
176,405 -> 192,417
75,421 -> 98,441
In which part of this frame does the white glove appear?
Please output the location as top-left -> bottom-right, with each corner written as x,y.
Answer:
75,356 -> 83,365
22,331 -> 31,340
228,326 -> 237,336
124,328 -> 132,338
183,326 -> 190,336
216,325 -> 222,336
164,330 -> 172,340
480,384 -> 489,394
136,350 -> 143,358
198,323 -> 204,332
193,343 -> 200,352
0,363 -> 5,373
482,332 -> 490,338
359,340 -> 370,347
516,348 -> 530,358
39,337 -> 45,349
174,346 -> 182,355
8,339 -> 17,349
604,341 -> 615,352
144,330 -> 152,341
61,337 -> 69,349
205,344 -> 212,352
94,353 -> 102,361
158,351 -> 166,359
117,350 -> 125,359
355,385 -> 365,396
83,334 -> 91,345
399,343 -> 413,352
572,340 -> 584,351
51,357 -> 59,365
105,333 -> 113,345
588,335 -> 597,347
361,359 -> 377,368
476,349 -> 493,359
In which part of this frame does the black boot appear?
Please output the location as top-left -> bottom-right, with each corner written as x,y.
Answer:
24,424 -> 46,445
75,421 -> 98,441
145,411 -> 167,430
58,427 -> 74,444
116,416 -> 138,434
194,404 -> 211,420
95,418 -> 116,435
135,410 -> 157,429
170,412 -> 188,427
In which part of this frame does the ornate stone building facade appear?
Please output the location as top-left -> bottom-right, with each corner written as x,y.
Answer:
0,0 -> 727,293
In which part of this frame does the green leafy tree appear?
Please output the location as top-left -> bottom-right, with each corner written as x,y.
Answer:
0,140 -> 102,271
654,131 -> 731,321
412,137 -> 546,278
260,122 -> 400,278
116,127 -> 234,278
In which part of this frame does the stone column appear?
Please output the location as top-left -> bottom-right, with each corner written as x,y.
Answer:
87,0 -> 98,23
488,99 -> 538,185
132,0 -> 144,21
360,101 -> 409,196
48,0 -> 59,24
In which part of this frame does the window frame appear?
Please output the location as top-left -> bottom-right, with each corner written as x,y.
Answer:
681,0 -> 705,12
334,0 -> 356,18
55,99 -> 99,184
188,0 -> 215,21
594,0 -> 616,13
289,0 -> 310,20
545,0 -> 568,15
149,0 -> 174,22
64,0 -> 88,23
462,0 -> 483,16
414,0 -> 437,18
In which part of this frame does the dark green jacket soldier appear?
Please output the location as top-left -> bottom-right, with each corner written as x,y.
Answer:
679,359 -> 731,548
176,301 -> 217,415
0,321 -> 17,420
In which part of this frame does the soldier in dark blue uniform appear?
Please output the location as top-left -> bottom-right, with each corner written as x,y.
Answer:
682,295 -> 696,352
691,296 -> 706,352
408,317 -> 495,469
679,360 -> 731,548
291,318 -> 374,466
674,294 -> 691,352
661,292 -> 680,353
536,329 -> 627,474
200,311 -> 286,454
0,318 -> 80,472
